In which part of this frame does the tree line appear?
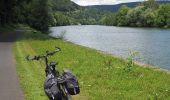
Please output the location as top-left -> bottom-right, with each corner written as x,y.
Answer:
102,0 -> 170,28
0,0 -> 50,32
50,9 -> 106,26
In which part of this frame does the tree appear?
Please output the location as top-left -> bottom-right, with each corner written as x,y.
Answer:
100,0 -> 170,28
13,0 -> 30,23
53,12 -> 70,26
48,0 -> 79,12
142,9 -> 156,27
0,0 -> 16,25
155,4 -> 170,27
116,5 -> 130,26
0,0 -> 31,26
101,13 -> 117,26
127,6 -> 145,27
28,0 -> 50,32
143,0 -> 159,9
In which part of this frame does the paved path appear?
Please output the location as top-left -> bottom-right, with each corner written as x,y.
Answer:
0,31 -> 24,100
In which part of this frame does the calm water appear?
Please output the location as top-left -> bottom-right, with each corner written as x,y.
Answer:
50,25 -> 170,70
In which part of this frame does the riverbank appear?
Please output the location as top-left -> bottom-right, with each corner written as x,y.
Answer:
50,25 -> 170,69
14,25 -> 170,100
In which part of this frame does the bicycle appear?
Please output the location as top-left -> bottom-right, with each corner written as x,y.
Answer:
26,47 -> 80,100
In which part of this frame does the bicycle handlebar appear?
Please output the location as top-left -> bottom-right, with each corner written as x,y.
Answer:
26,47 -> 61,61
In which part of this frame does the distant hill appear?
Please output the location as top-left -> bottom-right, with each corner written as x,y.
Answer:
48,0 -> 80,11
86,1 -> 170,12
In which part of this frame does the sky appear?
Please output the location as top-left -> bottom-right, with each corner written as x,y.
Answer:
71,0 -> 145,6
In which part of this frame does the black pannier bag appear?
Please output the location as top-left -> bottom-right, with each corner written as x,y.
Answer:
44,74 -> 62,100
63,69 -> 80,95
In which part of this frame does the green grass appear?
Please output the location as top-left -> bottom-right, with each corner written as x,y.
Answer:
14,26 -> 170,100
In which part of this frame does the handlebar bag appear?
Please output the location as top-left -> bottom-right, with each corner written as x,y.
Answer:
63,70 -> 80,95
44,74 -> 62,100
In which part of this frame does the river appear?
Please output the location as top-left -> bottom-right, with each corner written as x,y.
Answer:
50,25 -> 170,70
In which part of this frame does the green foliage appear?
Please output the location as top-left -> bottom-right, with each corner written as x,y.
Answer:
28,0 -> 50,32
0,0 -> 17,25
48,0 -> 79,12
142,9 -> 156,27
49,8 -> 107,26
13,1 -> 30,23
155,4 -> 170,27
67,8 -> 106,25
101,13 -> 117,26
102,0 -> 170,28
127,6 -> 145,27
124,51 -> 139,72
116,5 -> 130,26
47,0 -> 107,26
53,12 -> 70,26
142,0 -> 159,9
0,0 -> 50,32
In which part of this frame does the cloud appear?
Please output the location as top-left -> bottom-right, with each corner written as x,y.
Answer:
71,0 -> 144,6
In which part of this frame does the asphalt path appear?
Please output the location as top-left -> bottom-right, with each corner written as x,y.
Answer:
0,31 -> 24,100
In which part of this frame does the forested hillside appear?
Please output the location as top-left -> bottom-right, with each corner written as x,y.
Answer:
101,0 -> 170,28
48,0 -> 80,11
48,0 -> 106,26
87,2 -> 140,12
87,1 -> 170,12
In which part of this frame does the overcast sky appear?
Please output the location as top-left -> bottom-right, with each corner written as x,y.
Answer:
71,0 -> 145,6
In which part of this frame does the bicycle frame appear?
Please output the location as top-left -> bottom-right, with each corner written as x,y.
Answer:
26,47 -> 71,100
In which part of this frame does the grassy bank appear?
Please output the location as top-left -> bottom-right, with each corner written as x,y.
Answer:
14,26 -> 170,100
